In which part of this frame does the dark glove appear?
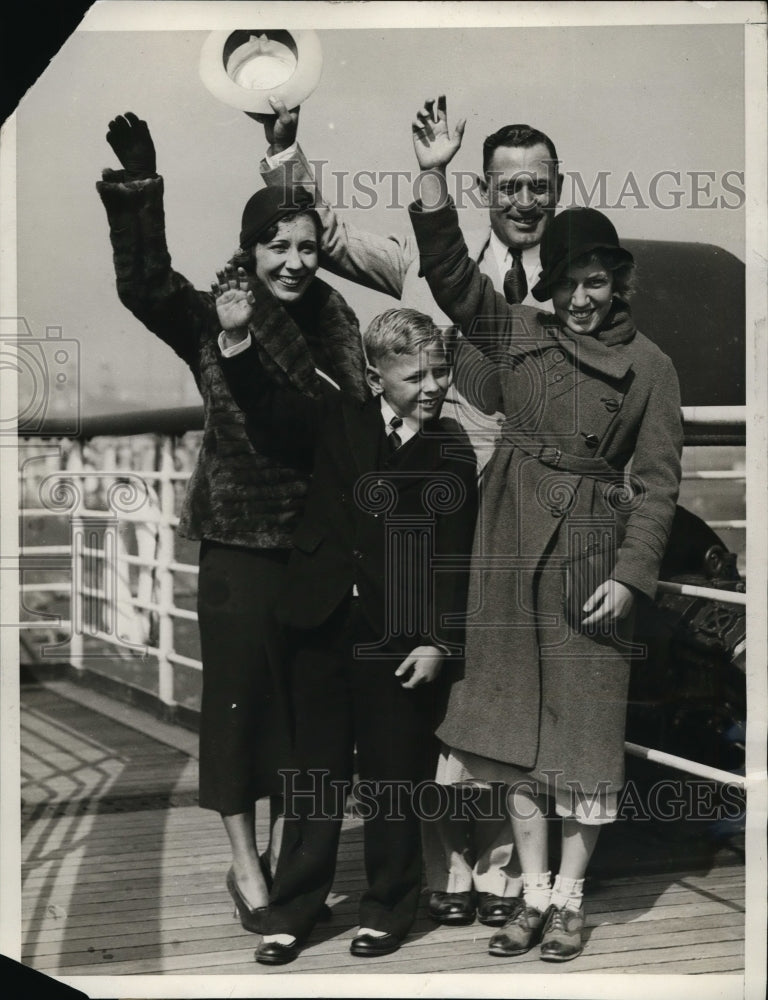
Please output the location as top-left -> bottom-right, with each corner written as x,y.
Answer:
106,112 -> 157,179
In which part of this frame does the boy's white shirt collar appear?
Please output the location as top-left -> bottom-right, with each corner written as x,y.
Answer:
380,397 -> 418,444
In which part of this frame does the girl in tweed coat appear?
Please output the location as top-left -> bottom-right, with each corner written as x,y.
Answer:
97,113 -> 366,933
408,99 -> 683,962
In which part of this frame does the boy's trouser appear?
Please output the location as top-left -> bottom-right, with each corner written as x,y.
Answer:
422,806 -> 521,896
266,596 -> 435,941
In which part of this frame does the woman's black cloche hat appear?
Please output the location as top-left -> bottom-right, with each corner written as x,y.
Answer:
532,207 -> 634,302
239,186 -> 315,250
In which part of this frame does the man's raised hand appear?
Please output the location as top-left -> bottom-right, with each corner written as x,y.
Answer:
412,96 -> 466,172
248,96 -> 299,155
106,112 -> 157,179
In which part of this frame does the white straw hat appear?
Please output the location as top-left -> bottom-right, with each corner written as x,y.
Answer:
199,29 -> 323,114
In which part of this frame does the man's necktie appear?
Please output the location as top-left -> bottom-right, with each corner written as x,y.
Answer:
387,415 -> 403,451
503,250 -> 528,304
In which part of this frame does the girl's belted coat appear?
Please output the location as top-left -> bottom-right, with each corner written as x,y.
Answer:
410,201 -> 684,794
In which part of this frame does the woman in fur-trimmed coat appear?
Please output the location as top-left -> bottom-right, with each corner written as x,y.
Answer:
97,113 -> 366,932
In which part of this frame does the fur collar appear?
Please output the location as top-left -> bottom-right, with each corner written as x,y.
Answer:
246,273 -> 367,402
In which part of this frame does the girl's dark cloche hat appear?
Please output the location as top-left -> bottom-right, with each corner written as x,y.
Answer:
531,207 -> 634,302
239,186 -> 315,250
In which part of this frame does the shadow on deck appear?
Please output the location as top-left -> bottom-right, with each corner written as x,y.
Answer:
20,677 -> 745,983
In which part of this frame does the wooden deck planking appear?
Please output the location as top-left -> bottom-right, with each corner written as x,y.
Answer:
21,857 -> 745,914
22,874 -> 745,935
19,680 -> 747,979
21,684 -> 199,805
23,908 -> 745,960
21,868 -> 745,920
21,834 -> 746,882
24,881 -> 742,933
20,900 -> 746,958
21,816 -> 745,978
22,927 -> 746,978
29,928 -> 744,978
23,912 -> 745,970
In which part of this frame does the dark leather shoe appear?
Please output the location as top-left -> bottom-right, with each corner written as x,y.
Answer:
477,892 -> 520,927
255,938 -> 301,965
539,904 -> 585,962
350,932 -> 401,957
226,867 -> 267,934
427,890 -> 476,925
488,898 -> 549,957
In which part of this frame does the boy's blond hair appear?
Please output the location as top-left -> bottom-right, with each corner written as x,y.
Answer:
363,308 -> 455,367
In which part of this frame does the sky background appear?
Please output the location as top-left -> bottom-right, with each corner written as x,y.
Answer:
12,7 -> 747,417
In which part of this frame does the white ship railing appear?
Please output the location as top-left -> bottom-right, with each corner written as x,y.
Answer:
17,405 -> 747,789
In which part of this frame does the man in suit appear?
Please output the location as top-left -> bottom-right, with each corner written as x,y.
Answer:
253,95 -> 563,929
216,291 -> 478,964
259,96 -> 561,324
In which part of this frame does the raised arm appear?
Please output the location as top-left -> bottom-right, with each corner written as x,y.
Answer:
213,267 -> 325,466
407,97 -> 517,344
96,113 -> 212,369
256,98 -> 417,298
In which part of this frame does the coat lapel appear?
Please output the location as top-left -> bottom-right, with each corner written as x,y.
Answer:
388,419 -> 447,475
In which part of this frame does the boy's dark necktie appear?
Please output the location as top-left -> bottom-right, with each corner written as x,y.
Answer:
387,415 -> 403,452
503,250 -> 528,304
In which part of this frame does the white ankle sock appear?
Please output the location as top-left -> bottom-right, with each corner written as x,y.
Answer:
262,933 -> 296,945
521,871 -> 552,913
550,874 -> 584,911
357,927 -> 388,938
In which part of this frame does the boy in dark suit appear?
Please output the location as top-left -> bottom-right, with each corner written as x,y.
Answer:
216,274 -> 478,965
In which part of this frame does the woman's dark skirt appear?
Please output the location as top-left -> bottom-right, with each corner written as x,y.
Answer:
197,540 -> 293,815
